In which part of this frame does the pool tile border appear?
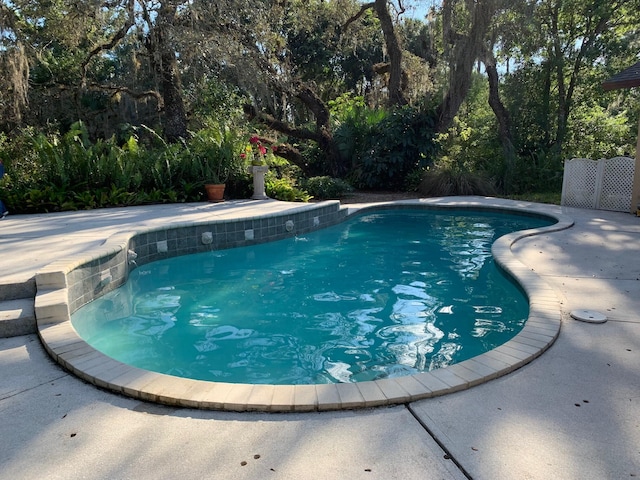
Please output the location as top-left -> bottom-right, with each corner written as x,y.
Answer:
36,198 -> 574,412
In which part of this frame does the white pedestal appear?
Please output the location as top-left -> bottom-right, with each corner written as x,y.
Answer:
250,165 -> 269,200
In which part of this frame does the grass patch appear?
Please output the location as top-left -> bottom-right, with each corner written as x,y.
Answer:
500,192 -> 562,205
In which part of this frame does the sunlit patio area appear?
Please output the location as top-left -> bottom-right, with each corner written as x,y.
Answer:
0,196 -> 638,479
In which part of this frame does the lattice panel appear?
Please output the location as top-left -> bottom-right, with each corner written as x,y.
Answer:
561,158 -> 599,209
598,157 -> 635,212
561,157 -> 635,212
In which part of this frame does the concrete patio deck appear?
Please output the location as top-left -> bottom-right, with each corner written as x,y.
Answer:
0,197 -> 638,479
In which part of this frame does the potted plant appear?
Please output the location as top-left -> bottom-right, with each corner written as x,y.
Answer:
202,153 -> 229,202
241,136 -> 268,166
194,127 -> 239,202
241,135 -> 275,200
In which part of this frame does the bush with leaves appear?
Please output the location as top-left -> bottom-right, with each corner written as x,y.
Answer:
335,104 -> 439,190
419,114 -> 497,197
266,178 -> 312,202
301,176 -> 353,199
418,167 -> 496,197
0,121 -> 251,213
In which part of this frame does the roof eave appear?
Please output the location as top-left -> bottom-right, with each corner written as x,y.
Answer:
602,61 -> 640,91
602,79 -> 640,91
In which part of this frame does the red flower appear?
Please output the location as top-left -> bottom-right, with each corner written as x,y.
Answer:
259,145 -> 267,155
240,153 -> 246,159
249,136 -> 260,144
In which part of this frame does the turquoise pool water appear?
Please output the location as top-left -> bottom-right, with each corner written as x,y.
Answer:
71,209 -> 553,385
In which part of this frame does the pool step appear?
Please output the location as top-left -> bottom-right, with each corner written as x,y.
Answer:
0,278 -> 37,337
0,298 -> 36,337
0,277 -> 36,302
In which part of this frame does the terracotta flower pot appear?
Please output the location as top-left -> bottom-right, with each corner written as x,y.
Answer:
204,183 -> 225,202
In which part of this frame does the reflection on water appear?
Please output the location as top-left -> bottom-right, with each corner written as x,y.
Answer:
72,209 -> 552,384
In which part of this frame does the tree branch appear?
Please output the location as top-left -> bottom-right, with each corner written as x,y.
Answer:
343,2 -> 375,31
243,104 -> 322,143
295,83 -> 331,130
87,83 -> 163,108
0,3 -> 22,37
81,0 -> 136,81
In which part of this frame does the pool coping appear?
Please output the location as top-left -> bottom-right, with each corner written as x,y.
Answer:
35,198 -> 574,412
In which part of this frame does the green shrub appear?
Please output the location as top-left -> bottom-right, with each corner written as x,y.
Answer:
404,168 -> 427,192
266,178 -> 312,202
22,184 -> 75,212
337,105 -> 438,190
0,121 -> 252,213
301,176 -> 353,199
494,149 -> 563,195
185,125 -> 244,185
418,167 -> 496,197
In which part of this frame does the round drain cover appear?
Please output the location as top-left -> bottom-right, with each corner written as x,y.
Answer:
570,309 -> 607,324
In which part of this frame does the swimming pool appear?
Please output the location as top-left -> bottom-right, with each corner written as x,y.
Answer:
72,208 -> 552,385
37,199 -> 571,411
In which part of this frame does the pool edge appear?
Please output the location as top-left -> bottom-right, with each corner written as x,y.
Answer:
36,197 -> 573,412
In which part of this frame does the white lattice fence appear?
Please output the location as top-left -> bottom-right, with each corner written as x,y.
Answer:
561,157 -> 635,212
599,157 -> 636,211
561,158 -> 599,209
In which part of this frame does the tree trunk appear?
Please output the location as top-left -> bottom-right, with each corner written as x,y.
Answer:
0,5 -> 30,127
373,0 -> 407,107
542,57 -> 552,150
147,2 -> 188,142
343,1 -> 407,107
436,0 -> 497,133
159,45 -> 188,142
550,4 -> 566,159
483,48 -> 516,192
296,84 -> 344,176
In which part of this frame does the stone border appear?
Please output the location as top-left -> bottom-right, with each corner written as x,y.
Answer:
36,199 -> 574,412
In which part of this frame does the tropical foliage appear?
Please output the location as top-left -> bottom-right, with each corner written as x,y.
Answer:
0,0 -> 638,212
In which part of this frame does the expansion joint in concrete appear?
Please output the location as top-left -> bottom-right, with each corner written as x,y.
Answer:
406,403 -> 474,480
